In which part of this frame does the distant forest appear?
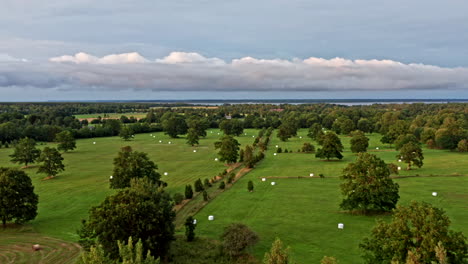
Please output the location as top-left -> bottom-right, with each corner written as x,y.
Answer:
0,102 -> 466,151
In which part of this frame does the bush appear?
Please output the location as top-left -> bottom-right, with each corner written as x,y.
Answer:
221,223 -> 259,258
284,149 -> 289,153
227,173 -> 235,184
276,147 -> 282,153
219,181 -> 226,190
319,174 -> 325,178
202,190 -> 209,201
204,178 -> 212,188
185,185 -> 193,199
247,180 -> 254,192
302,142 -> 315,153
194,178 -> 204,192
173,193 -> 184,205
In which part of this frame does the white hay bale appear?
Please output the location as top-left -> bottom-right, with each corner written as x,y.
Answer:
193,219 -> 197,225
338,223 -> 344,229
93,142 -> 96,144
310,173 -> 314,177
168,141 -> 172,144
208,215 -> 214,221
262,178 -> 266,182
164,172 -> 168,176
271,182 -> 276,186
32,244 -> 41,251
275,145 -> 279,148
109,175 -> 113,179
299,136 -> 302,139
193,150 -> 197,153
397,166 -> 401,171
432,192 -> 438,197
375,147 -> 379,150
215,158 -> 219,161
159,140 -> 162,143
274,153 -> 277,156
398,159 -> 402,162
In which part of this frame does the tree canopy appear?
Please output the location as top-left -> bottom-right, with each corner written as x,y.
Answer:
315,132 -> 343,160
55,130 -> 77,152
398,142 -> 424,170
0,167 -> 38,227
219,119 -> 244,136
214,135 -> 240,164
340,153 -> 399,212
350,130 -> 369,153
79,178 -> 175,259
221,223 -> 259,258
9,137 -> 41,167
360,201 -> 467,264
110,146 -> 162,189
161,112 -> 187,138
37,147 -> 65,177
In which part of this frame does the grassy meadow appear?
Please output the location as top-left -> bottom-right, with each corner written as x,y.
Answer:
194,129 -> 468,263
0,129 -> 257,241
0,128 -> 466,263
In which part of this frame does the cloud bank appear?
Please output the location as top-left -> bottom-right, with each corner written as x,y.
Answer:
1,52 -> 467,93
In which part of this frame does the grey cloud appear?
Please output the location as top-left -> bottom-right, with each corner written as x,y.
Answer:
1,52 -> 468,93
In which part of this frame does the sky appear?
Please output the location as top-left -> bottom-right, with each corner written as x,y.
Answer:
1,0 -> 468,101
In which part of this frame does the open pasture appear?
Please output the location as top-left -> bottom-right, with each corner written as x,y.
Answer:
194,129 -> 468,263
0,129 -> 257,242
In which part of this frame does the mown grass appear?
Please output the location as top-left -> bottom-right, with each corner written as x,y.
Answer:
194,129 -> 468,263
0,128 -> 466,264
0,129 -> 257,242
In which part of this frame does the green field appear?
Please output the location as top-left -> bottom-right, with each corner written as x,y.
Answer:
194,129 -> 468,263
0,129 -> 467,263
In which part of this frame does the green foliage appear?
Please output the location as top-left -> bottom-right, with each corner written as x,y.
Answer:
360,201 -> 468,264
340,153 -> 399,212
110,146 -> 162,189
239,149 -> 244,162
350,130 -> 369,153
80,178 -> 175,259
315,132 -> 343,160
80,237 -> 160,264
161,112 -> 187,138
186,128 -> 199,146
214,135 -> 240,164
202,190 -> 209,201
219,181 -> 225,190
221,223 -> 259,258
263,237 -> 289,264
247,180 -> 254,192
394,134 -> 419,150
243,145 -> 255,168
119,127 -> 134,141
0,168 -> 38,227
276,147 -> 282,153
184,216 -> 196,242
203,178 -> 212,188
307,123 -> 323,140
9,137 -> 41,167
219,119 -> 244,136
173,193 -> 184,205
398,142 -> 424,170
186,116 -> 209,138
56,130 -> 77,152
332,117 -> 355,135
37,147 -> 65,177
301,142 -> 315,153
357,118 -> 373,133
194,178 -> 204,192
458,139 -> 468,152
185,185 -> 194,199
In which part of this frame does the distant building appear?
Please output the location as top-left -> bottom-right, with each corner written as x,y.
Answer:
269,108 -> 284,112
225,115 -> 232,119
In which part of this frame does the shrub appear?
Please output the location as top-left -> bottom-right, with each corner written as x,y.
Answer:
219,181 -> 226,190
194,178 -> 204,192
247,180 -> 254,192
185,185 -> 193,199
173,193 -> 184,205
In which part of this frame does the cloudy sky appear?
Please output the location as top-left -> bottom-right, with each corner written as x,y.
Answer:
1,0 -> 468,101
